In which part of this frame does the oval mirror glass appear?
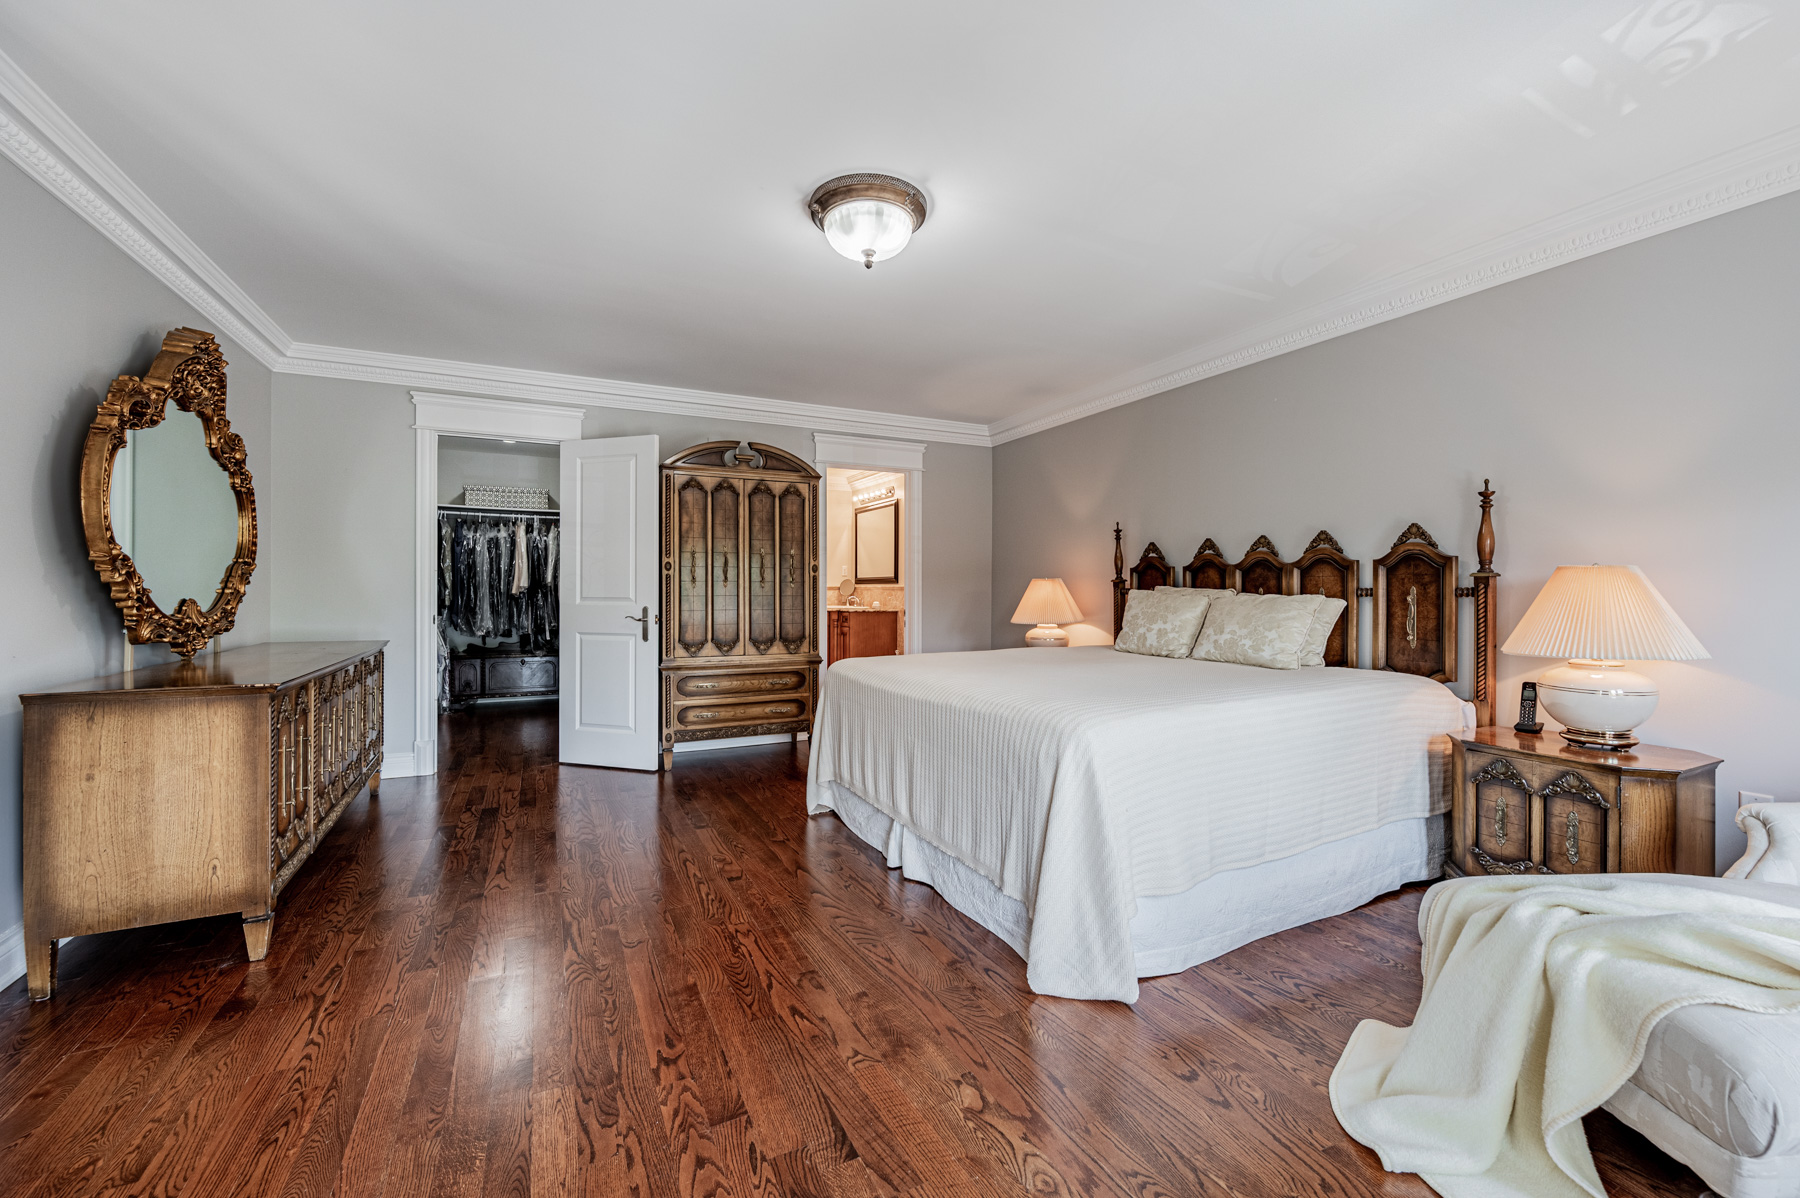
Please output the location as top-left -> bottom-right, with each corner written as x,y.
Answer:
109,405 -> 239,611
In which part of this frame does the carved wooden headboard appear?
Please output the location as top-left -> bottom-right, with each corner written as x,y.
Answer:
1111,482 -> 1500,726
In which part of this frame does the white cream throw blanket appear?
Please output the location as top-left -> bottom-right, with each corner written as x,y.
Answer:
1331,874 -> 1800,1198
807,647 -> 1470,1001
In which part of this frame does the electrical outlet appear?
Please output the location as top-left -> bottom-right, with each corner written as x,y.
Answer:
1739,790 -> 1774,808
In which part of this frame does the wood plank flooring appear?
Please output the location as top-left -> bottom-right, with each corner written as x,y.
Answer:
0,704 -> 1708,1197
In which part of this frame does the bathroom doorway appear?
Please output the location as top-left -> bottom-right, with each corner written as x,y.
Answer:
823,468 -> 906,664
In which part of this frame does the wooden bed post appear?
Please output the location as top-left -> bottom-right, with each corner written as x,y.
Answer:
1112,522 -> 1127,637
1471,480 -> 1500,728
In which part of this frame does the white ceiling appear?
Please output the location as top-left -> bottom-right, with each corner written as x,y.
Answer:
2,2 -> 1796,439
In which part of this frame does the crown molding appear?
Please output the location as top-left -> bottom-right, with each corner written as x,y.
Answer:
989,124 -> 1800,445
0,47 -> 289,366
283,342 -> 992,445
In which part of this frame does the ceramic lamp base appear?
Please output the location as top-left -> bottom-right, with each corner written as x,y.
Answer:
1024,624 -> 1069,648
1536,660 -> 1658,751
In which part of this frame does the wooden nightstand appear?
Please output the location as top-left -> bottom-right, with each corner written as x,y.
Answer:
1448,728 -> 1720,878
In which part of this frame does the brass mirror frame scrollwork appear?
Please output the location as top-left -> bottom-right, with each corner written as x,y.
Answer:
79,327 -> 257,659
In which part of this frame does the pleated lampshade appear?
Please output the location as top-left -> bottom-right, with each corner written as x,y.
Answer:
1500,565 -> 1708,662
1012,578 -> 1083,625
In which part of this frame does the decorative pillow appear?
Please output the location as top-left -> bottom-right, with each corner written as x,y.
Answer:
1298,596 -> 1350,667
1114,589 -> 1216,658
1192,592 -> 1327,670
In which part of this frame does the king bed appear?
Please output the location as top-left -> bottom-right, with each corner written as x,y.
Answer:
807,485 -> 1501,1002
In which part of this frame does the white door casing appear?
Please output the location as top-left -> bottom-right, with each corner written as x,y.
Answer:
559,435 -> 660,769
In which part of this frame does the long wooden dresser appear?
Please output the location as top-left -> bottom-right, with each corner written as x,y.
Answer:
20,641 -> 384,1000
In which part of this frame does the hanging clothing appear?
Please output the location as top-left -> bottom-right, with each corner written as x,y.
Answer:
438,512 -> 560,653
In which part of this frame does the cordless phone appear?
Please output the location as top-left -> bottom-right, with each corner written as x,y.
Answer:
1515,681 -> 1544,735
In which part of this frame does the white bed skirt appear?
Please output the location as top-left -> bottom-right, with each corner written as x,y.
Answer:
825,780 -> 1446,980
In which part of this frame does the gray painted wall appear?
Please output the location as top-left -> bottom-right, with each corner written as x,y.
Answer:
993,190 -> 1800,873
0,158 -> 274,961
270,377 -> 993,774
438,436 -> 559,506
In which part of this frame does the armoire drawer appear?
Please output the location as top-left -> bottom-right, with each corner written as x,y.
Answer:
675,670 -> 805,698
675,697 -> 808,729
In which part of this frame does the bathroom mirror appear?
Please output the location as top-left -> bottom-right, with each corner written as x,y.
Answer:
81,328 -> 257,659
854,501 -> 899,584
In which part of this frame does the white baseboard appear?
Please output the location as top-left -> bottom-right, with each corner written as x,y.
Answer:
0,920 -> 24,988
382,742 -> 436,778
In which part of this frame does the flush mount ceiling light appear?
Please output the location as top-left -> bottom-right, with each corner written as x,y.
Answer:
808,173 -> 928,269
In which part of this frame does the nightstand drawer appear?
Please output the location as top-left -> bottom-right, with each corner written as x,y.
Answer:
1545,798 -> 1609,874
1473,768 -> 1532,869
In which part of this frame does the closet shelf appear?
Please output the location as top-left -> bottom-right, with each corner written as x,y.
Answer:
438,503 -> 560,520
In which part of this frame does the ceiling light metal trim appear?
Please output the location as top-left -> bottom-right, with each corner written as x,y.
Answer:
807,173 -> 928,232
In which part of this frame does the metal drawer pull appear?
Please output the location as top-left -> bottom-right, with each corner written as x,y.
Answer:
1566,810 -> 1581,865
1493,793 -> 1507,847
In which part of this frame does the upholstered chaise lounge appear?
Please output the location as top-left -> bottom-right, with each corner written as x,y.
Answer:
1420,803 -> 1800,1198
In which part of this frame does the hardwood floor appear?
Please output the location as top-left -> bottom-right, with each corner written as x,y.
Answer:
0,705 -> 1707,1198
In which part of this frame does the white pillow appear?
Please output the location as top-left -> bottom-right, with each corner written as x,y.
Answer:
1298,596 -> 1350,668
1192,592 -> 1327,670
1114,589 -> 1216,658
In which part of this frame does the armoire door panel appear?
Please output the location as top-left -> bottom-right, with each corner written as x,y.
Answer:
676,477 -> 709,655
710,479 -> 741,654
748,481 -> 777,652
778,484 -> 807,651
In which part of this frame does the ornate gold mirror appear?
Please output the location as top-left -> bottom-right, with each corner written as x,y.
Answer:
80,327 -> 257,658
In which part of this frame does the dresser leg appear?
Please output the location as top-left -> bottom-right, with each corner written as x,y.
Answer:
369,770 -> 381,798
242,914 -> 274,962
25,938 -> 57,1001
661,747 -> 674,772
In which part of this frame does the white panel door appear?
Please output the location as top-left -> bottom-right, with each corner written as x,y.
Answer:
559,435 -> 659,769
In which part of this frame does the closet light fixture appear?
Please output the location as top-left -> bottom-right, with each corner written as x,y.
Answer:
808,173 -> 928,269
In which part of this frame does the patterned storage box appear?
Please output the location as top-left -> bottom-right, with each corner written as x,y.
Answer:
462,485 -> 553,510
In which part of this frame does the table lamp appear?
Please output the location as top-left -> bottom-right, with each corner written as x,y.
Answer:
1500,565 -> 1708,750
1012,578 -> 1083,647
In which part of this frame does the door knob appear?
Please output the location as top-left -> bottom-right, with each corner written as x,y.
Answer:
625,606 -> 650,641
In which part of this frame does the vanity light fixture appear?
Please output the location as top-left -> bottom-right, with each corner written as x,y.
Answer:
808,173 -> 928,269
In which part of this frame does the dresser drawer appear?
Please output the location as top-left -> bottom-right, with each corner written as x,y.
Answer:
676,670 -> 805,698
675,697 -> 808,729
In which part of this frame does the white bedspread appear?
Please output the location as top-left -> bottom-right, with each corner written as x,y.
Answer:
806,647 -> 1473,1001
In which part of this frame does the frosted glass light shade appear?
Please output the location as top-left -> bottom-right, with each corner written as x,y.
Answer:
1012,578 -> 1083,625
822,199 -> 915,268
1501,565 -> 1708,662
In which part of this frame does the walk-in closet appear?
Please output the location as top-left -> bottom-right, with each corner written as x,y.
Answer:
436,436 -> 560,712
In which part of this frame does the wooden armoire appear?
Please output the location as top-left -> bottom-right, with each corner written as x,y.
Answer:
660,441 -> 820,769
